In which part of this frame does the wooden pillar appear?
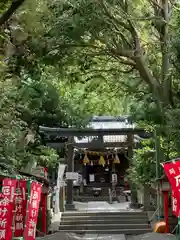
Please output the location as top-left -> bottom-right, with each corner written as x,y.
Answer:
127,133 -> 138,208
80,162 -> 84,194
98,134 -> 104,144
112,162 -> 116,201
65,136 -> 75,210
59,186 -> 65,212
41,193 -> 47,234
155,128 -> 162,218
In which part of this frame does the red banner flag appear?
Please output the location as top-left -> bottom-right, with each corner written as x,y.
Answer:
23,181 -> 42,240
0,178 -> 17,240
14,180 -> 27,237
163,161 -> 180,216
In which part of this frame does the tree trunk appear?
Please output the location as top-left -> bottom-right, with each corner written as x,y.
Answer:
161,0 -> 171,105
0,0 -> 25,27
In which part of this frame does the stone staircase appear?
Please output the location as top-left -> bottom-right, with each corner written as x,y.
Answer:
59,211 -> 152,235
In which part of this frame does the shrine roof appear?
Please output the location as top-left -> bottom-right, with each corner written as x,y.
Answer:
18,170 -> 49,185
0,163 -> 49,185
74,116 -> 142,145
90,116 -> 132,122
39,116 -> 151,150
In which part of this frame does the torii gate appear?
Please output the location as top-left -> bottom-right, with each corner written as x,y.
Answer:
39,126 -> 151,210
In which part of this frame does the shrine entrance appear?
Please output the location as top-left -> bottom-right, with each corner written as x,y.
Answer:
86,164 -> 111,184
77,152 -> 129,185
39,117 -> 151,209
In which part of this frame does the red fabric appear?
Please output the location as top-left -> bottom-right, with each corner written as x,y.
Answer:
0,178 -> 17,240
163,161 -> 180,216
14,180 -> 27,237
23,182 -> 42,240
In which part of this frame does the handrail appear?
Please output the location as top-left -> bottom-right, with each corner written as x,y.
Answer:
54,163 -> 66,213
149,208 -> 159,222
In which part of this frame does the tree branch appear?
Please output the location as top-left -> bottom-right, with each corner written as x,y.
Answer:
79,66 -> 134,77
149,0 -> 162,10
135,56 -> 160,91
99,0 -> 130,31
110,47 -> 134,58
57,43 -> 103,50
0,0 -> 25,27
118,57 -> 136,66
128,16 -> 162,21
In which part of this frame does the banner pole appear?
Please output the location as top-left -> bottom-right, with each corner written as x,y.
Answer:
23,180 -> 31,240
155,127 -> 161,219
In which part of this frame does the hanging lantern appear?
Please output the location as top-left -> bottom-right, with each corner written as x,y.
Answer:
83,153 -> 89,165
90,161 -> 93,166
99,155 -> 105,166
113,153 -> 120,164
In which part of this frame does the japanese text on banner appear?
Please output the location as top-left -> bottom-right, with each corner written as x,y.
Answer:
23,182 -> 42,240
14,180 -> 27,237
163,161 -> 180,216
172,190 -> 177,216
0,179 -> 17,240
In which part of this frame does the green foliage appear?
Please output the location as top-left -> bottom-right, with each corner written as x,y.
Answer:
127,140 -> 156,186
59,81 -> 125,117
0,75 -> 60,169
0,78 -> 26,167
0,0 -> 128,172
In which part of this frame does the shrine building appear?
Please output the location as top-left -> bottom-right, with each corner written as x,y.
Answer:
40,116 -> 150,209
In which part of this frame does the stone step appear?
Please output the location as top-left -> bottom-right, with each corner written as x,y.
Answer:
59,223 -> 150,230
62,215 -> 148,221
60,210 -> 151,235
61,218 -> 149,224
62,211 -> 147,217
58,228 -> 151,235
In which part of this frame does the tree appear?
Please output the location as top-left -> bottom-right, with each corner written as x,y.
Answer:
127,141 -> 156,187
0,0 -> 129,172
32,0 -> 178,112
